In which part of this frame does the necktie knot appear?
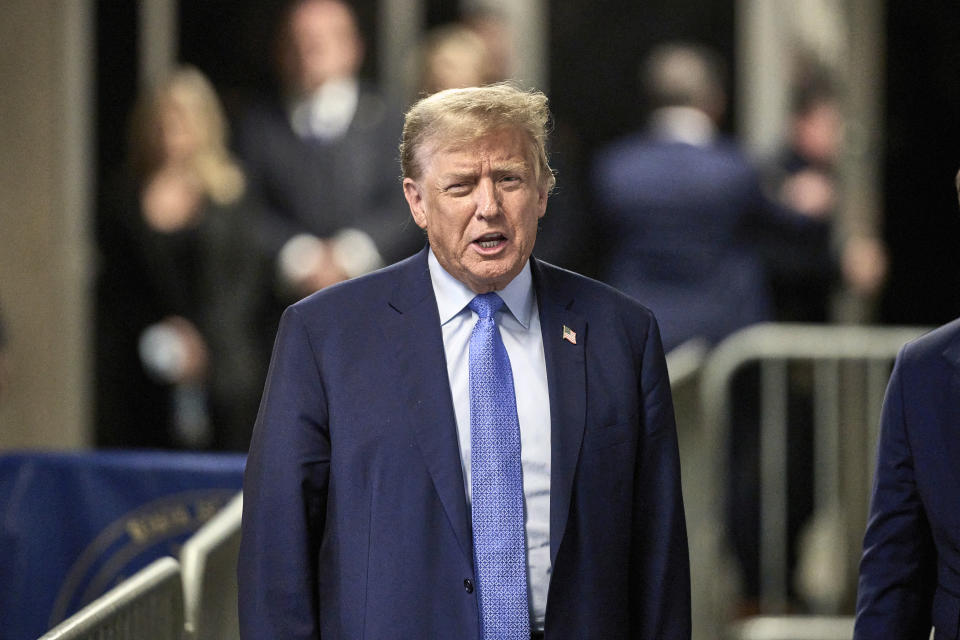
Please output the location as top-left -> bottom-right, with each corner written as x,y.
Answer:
469,293 -> 505,320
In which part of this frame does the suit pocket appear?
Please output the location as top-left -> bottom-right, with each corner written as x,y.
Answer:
933,586 -> 960,639
582,418 -> 638,452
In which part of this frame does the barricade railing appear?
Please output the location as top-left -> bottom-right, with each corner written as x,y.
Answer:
724,615 -> 855,640
37,556 -> 183,640
180,491 -> 243,640
695,323 -> 930,618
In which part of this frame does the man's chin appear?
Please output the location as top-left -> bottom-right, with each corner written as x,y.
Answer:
464,262 -> 524,293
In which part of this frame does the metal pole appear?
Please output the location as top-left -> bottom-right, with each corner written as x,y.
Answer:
138,0 -> 177,90
835,0 -> 885,323
760,360 -> 789,611
735,0 -> 790,158
377,0 -> 425,107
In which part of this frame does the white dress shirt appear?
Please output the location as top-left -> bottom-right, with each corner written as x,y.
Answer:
288,77 -> 359,140
648,105 -> 717,147
427,249 -> 552,630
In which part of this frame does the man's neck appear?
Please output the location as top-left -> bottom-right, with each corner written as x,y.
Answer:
427,248 -> 534,329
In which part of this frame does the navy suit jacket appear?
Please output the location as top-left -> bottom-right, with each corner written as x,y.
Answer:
855,318 -> 960,639
238,247 -> 690,639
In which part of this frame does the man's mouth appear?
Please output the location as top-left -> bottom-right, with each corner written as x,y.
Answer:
474,233 -> 507,249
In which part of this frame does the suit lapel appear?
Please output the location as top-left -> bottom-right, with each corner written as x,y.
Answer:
384,249 -> 473,562
940,337 -> 960,485
532,259 -> 587,565
381,253 -> 590,566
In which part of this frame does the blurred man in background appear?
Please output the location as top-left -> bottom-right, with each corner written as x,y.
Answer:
592,42 -> 828,353
236,0 -> 420,304
765,68 -> 887,323
592,42 -> 849,611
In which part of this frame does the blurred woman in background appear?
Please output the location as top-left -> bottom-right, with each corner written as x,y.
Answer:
95,66 -> 268,451
414,24 -> 496,97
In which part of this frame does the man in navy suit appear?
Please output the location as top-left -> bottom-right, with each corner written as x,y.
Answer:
238,84 -> 690,639
853,171 -> 960,639
592,43 -> 836,354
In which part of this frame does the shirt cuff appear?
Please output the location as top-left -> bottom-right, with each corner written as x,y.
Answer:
277,233 -> 326,286
330,228 -> 383,278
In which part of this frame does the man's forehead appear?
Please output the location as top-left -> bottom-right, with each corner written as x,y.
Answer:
437,145 -> 529,165
425,130 -> 532,170
292,0 -> 356,33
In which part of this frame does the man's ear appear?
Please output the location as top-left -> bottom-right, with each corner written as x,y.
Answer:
536,186 -> 549,220
403,178 -> 429,230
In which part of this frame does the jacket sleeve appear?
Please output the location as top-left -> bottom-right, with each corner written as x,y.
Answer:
631,313 -> 692,639
854,346 -> 935,639
239,306 -> 330,639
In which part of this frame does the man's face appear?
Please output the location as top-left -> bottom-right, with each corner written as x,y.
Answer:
403,128 -> 548,293
283,0 -> 362,93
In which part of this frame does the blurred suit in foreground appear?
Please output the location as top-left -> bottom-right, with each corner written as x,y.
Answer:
854,173 -> 960,640
855,173 -> 960,638
855,317 -> 960,639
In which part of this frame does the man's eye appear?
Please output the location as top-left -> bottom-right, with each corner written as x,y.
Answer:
444,183 -> 469,193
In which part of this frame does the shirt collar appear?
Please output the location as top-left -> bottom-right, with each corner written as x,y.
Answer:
427,248 -> 535,329
288,77 -> 359,140
649,106 -> 717,147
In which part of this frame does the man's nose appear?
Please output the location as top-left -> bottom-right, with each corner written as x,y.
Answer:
474,178 -> 500,219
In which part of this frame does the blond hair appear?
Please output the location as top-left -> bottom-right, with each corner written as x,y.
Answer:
400,83 -> 556,192
129,66 -> 245,205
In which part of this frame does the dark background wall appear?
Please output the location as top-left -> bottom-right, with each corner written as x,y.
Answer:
549,0 -> 736,152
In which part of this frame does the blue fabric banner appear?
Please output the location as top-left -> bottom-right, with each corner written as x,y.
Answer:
0,450 -> 245,640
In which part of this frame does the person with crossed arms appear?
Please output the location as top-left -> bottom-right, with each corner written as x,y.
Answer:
238,83 -> 690,639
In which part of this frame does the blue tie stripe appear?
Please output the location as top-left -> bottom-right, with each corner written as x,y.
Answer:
468,293 -> 530,639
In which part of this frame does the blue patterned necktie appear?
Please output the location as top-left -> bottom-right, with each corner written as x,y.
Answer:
468,293 -> 530,639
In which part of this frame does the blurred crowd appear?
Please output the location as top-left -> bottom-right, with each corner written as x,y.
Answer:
91,0 -> 889,453
59,0 -> 902,622
86,3 -> 891,606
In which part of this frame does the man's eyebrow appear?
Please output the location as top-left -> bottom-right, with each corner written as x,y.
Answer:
435,160 -> 531,184
491,160 -> 531,174
436,171 -> 478,183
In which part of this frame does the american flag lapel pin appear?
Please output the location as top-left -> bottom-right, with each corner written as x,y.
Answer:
562,325 -> 577,345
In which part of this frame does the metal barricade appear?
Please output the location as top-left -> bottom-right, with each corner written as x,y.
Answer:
37,556 -> 183,640
725,615 -> 855,640
180,492 -> 243,640
697,323 -> 930,617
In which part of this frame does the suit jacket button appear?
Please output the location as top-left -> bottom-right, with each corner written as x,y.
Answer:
464,578 -> 474,593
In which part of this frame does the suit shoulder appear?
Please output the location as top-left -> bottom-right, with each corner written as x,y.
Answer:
899,316 -> 960,368
536,260 -> 656,324
289,253 -> 422,321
